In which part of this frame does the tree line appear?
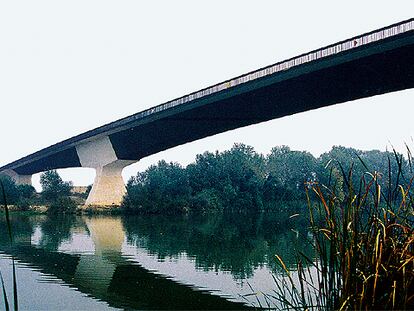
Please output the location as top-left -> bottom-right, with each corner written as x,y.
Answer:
0,170 -> 78,214
122,144 -> 409,214
1,144 -> 408,214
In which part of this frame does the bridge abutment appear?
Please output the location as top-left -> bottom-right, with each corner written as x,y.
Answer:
0,169 -> 32,186
76,136 -> 135,206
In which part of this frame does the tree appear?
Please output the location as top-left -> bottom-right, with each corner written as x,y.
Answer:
123,161 -> 191,214
187,144 -> 266,211
317,146 -> 408,190
265,146 -> 318,202
0,175 -> 36,210
16,184 -> 36,199
0,175 -> 19,204
40,170 -> 73,201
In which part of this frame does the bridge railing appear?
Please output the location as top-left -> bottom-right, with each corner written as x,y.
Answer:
136,19 -> 413,119
1,19 -> 413,172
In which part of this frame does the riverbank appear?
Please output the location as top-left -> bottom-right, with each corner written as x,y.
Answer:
1,204 -> 123,215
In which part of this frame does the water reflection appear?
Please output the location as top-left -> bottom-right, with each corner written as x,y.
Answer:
123,212 -> 312,278
0,211 -> 313,310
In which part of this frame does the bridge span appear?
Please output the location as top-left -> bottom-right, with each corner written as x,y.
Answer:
1,19 -> 414,205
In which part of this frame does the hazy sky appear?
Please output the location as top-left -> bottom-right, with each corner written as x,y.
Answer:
0,1 -> 413,190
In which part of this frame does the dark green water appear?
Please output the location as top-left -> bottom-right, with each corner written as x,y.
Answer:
0,211 -> 313,310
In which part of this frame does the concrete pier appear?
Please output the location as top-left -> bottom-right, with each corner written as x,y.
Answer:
0,169 -> 32,185
76,136 -> 135,206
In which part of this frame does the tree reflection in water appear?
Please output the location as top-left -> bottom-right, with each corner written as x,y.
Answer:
0,208 -> 314,309
123,210 -> 314,279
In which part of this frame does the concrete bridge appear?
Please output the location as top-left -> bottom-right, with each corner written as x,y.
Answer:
1,19 -> 414,206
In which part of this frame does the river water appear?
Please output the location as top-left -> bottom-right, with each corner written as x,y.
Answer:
0,211 -> 314,310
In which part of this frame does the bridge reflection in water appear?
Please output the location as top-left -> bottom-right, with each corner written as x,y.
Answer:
0,214 -> 260,310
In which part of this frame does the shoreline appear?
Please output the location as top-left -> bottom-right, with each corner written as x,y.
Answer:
1,204 -> 123,215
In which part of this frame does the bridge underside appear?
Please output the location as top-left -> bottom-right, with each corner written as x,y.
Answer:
111,42 -> 414,161
2,26 -> 414,206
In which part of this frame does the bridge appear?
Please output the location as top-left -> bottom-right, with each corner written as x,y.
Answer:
1,19 -> 414,205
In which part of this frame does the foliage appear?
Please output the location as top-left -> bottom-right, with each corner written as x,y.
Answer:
39,170 -> 76,214
0,170 -> 77,213
0,175 -> 36,209
123,144 -> 407,215
40,170 -> 72,202
0,175 -> 19,205
264,146 -> 318,203
270,155 -> 414,310
187,144 -> 265,212
123,161 -> 191,214
189,189 -> 222,212
47,197 -> 77,215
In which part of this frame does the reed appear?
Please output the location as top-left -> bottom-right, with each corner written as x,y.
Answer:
0,181 -> 18,311
269,153 -> 414,310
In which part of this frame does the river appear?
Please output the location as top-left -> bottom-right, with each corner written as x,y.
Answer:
0,210 -> 314,310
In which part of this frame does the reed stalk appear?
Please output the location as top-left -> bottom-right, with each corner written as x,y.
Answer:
0,181 -> 18,311
271,153 -> 414,310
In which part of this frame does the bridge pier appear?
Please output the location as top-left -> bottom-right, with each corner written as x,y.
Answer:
0,169 -> 32,185
76,136 -> 135,206
86,160 -> 134,206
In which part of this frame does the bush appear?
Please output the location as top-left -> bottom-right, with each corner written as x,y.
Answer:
16,198 -> 32,211
48,197 -> 77,215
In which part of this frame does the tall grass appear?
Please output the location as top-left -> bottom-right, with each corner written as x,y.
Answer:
271,154 -> 414,310
0,181 -> 18,311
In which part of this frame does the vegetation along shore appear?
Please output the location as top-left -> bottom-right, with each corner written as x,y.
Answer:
0,143 -> 413,309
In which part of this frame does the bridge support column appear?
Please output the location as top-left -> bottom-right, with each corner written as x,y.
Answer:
0,169 -> 32,185
86,160 -> 134,206
76,136 -> 135,207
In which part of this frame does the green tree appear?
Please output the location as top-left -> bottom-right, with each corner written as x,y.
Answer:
0,175 -> 19,204
16,184 -> 36,199
40,170 -> 73,201
0,175 -> 36,210
187,143 -> 265,211
123,161 -> 191,214
265,146 -> 318,203
317,146 -> 407,191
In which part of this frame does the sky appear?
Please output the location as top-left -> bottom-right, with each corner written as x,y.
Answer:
0,1 -> 413,191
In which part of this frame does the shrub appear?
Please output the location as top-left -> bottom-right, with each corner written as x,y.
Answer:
48,196 -> 77,215
16,198 -> 32,211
